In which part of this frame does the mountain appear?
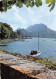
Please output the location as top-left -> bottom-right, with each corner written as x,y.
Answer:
17,29 -> 30,36
26,23 -> 56,38
15,23 -> 56,38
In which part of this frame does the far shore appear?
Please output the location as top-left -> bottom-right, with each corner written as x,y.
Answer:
0,39 -> 15,42
0,37 -> 56,43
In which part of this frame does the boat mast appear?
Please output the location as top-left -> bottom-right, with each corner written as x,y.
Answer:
38,32 -> 39,51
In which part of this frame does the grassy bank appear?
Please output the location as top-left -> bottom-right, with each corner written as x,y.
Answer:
0,49 -> 56,70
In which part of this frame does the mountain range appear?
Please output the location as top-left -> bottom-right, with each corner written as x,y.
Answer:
16,23 -> 56,38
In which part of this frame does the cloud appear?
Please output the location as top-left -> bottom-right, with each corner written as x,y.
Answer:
12,6 -> 28,28
0,3 -> 56,31
27,8 -> 35,15
0,12 -> 6,19
10,24 -> 19,31
0,12 -> 1,16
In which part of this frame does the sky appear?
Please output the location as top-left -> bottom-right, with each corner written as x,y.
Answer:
0,0 -> 56,31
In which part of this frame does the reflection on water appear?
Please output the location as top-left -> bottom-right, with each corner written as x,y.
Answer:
0,38 -> 56,59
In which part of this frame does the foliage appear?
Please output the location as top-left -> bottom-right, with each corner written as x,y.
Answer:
27,55 -> 56,70
39,57 -> 56,70
46,0 -> 55,11
0,0 -> 56,12
0,22 -> 18,39
16,29 -> 20,37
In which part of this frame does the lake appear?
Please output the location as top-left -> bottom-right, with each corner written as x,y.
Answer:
0,38 -> 56,59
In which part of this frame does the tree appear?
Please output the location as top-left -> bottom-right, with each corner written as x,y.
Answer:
0,0 -> 56,12
0,22 -> 18,39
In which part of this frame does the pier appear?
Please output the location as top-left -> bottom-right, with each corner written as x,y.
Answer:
0,44 -> 7,46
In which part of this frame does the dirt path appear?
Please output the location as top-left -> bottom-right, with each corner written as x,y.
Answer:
0,52 -> 56,79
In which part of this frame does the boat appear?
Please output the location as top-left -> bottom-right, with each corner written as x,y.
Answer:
43,40 -> 46,41
30,32 -> 41,57
30,50 -> 41,57
15,38 -> 25,41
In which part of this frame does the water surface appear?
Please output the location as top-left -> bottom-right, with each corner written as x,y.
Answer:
0,38 -> 56,59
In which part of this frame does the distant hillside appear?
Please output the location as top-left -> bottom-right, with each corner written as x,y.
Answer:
15,23 -> 56,38
16,29 -> 30,36
0,22 -> 17,39
26,23 -> 56,38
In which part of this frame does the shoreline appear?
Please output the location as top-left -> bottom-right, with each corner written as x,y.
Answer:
0,39 -> 15,43
0,50 -> 56,79
0,37 -> 56,43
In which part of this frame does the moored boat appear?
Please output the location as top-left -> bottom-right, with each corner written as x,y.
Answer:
30,32 -> 41,57
0,44 -> 7,46
30,50 -> 41,57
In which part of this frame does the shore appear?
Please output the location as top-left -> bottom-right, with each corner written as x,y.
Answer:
0,51 -> 56,79
0,39 -> 15,43
0,38 -> 25,43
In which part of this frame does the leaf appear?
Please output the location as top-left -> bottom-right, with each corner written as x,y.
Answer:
50,4 -> 55,11
26,0 -> 30,7
46,0 -> 55,11
0,0 -> 56,12
46,0 -> 53,4
30,2 -> 34,7
7,6 -> 11,9
48,3 -> 52,7
26,3 -> 29,7
15,1 -> 23,8
35,0 -> 42,7
23,0 -> 28,4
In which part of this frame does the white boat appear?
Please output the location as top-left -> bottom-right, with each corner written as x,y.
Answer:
31,52 -> 41,57
30,32 -> 41,57
30,50 -> 41,57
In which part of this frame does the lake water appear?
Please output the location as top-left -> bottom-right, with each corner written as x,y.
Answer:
0,38 -> 56,59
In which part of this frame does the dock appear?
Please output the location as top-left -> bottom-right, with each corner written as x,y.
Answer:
0,44 -> 7,46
